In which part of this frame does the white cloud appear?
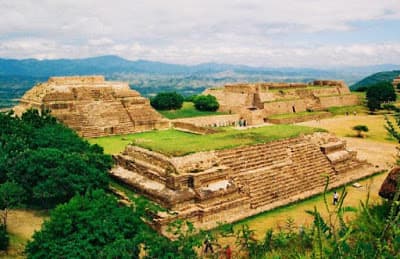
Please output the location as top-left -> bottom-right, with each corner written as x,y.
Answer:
0,0 -> 399,66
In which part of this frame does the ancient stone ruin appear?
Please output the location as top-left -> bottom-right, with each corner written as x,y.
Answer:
14,76 -> 168,137
203,80 -> 359,125
111,132 -> 378,233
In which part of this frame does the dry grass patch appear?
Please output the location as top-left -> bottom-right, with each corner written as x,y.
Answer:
0,210 -> 48,258
297,115 -> 395,143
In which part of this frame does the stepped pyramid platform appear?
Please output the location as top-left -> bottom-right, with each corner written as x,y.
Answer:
111,132 -> 378,234
204,80 -> 359,125
13,76 -> 169,137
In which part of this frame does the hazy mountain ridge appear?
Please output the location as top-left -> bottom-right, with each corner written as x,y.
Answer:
1,55 -> 399,107
350,70 -> 400,90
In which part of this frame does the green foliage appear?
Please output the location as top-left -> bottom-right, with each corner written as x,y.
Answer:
0,224 -> 8,251
355,86 -> 367,92
352,125 -> 369,138
0,109 -> 112,209
143,220 -> 201,259
25,190 -> 143,258
366,81 -> 396,111
193,94 -> 219,112
184,94 -> 198,102
150,92 -> 184,110
158,102 -> 225,120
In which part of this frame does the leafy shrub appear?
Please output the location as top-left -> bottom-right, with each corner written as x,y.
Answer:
193,95 -> 219,111
150,92 -> 184,110
352,125 -> 369,137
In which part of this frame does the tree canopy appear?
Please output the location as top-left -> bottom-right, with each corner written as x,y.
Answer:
25,190 -> 144,258
193,94 -> 219,112
150,92 -> 184,110
366,81 -> 396,111
0,109 -> 112,208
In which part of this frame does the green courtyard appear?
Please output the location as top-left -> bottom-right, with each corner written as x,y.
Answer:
89,124 -> 324,156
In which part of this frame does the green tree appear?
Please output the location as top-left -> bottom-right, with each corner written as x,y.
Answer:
366,81 -> 396,111
0,110 -> 112,209
352,125 -> 369,138
193,95 -> 219,112
7,148 -> 109,208
25,190 -> 144,259
150,92 -> 184,110
397,83 -> 400,90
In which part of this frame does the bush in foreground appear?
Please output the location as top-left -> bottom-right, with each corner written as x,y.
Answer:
25,190 -> 143,258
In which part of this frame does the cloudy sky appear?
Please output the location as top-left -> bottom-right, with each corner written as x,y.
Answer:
1,0 -> 400,67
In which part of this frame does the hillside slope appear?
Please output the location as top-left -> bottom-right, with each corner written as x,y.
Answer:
351,70 -> 400,90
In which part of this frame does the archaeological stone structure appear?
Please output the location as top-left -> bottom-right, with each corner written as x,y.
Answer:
111,132 -> 378,233
203,80 -> 359,125
14,76 -> 168,137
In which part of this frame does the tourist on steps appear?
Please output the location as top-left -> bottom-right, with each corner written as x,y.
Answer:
333,191 -> 339,205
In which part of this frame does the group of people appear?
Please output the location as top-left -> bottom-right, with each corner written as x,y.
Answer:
238,118 -> 247,127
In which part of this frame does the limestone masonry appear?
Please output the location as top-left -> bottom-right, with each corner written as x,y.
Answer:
204,80 -> 359,125
14,76 -> 168,137
111,132 -> 378,233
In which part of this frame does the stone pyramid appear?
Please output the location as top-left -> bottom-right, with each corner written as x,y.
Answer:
14,76 -> 168,137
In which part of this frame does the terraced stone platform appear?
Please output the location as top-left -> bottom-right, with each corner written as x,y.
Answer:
111,132 -> 378,233
14,76 -> 168,137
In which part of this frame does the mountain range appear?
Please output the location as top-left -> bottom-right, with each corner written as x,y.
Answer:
1,55 -> 400,108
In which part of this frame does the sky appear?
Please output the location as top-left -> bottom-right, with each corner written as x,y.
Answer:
0,0 -> 400,67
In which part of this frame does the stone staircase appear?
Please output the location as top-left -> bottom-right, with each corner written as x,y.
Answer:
321,141 -> 364,174
217,137 -> 336,209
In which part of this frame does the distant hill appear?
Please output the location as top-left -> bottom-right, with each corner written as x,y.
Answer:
350,70 -> 400,90
0,55 -> 399,107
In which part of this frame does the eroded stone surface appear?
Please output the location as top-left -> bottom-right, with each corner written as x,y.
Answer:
204,80 -> 359,125
14,76 -> 169,137
110,132 -> 378,234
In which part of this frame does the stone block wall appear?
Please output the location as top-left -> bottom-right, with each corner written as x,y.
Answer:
14,76 -> 168,137
204,80 -> 359,126
173,114 -> 240,128
110,132 -> 377,233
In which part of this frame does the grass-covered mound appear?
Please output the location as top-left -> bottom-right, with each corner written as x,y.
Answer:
89,124 -> 324,156
158,102 -> 226,119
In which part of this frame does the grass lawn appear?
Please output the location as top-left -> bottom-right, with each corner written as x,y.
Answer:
158,102 -> 227,119
89,125 -> 324,156
327,105 -> 368,116
268,111 -> 329,120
